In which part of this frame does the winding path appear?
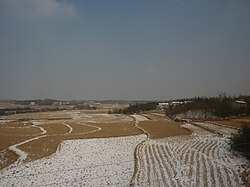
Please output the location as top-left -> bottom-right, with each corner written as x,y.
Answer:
7,122 -> 48,166
130,114 -> 149,186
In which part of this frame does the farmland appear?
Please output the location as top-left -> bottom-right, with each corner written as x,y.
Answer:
0,108 -> 249,186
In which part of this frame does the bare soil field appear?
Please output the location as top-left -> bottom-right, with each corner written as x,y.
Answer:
5,111 -> 72,120
133,123 -> 249,186
138,113 -> 191,138
0,109 -> 249,186
207,117 -> 250,129
0,110 -> 141,170
138,120 -> 191,138
0,103 -> 25,109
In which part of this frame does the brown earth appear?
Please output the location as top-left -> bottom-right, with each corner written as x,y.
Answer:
0,135 -> 34,151
18,121 -> 142,162
141,113 -> 165,121
41,123 -> 70,135
138,113 -> 191,138
0,110 -> 207,171
138,120 -> 191,138
0,122 -> 40,150
207,117 -> 250,129
0,111 -> 142,170
64,122 -> 97,134
6,112 -> 72,120
0,149 -> 19,170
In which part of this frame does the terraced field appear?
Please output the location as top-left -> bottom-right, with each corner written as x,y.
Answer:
132,123 -> 249,187
0,111 -> 249,186
0,111 -> 141,170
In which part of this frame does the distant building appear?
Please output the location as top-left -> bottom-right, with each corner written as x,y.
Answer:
171,101 -> 183,106
158,103 -> 169,108
53,101 -> 70,106
30,102 -> 36,106
53,102 -> 59,106
232,100 -> 247,109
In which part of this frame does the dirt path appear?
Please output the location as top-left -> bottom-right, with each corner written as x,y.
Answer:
130,115 -> 150,186
4,122 -> 48,167
61,123 -> 73,134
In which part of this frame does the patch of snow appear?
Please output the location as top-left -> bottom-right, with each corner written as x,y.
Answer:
8,135 -> 47,166
131,114 -> 149,122
0,120 -> 14,124
88,120 -> 97,123
134,123 -> 249,186
151,113 -> 165,117
173,110 -> 216,119
194,122 -> 238,137
61,123 -> 73,134
0,135 -> 147,186
4,121 -> 48,166
65,111 -> 81,119
92,113 -> 115,118
31,121 -> 47,135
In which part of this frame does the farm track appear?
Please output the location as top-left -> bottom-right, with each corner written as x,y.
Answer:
131,118 -> 249,187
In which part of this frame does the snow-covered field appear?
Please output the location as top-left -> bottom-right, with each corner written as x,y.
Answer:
134,123 -> 249,187
131,114 -> 149,122
1,112 -> 249,186
173,110 -> 216,119
194,122 -> 238,137
0,135 -> 146,186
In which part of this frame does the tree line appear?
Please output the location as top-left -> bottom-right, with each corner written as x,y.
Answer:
110,102 -> 158,115
166,96 -> 250,118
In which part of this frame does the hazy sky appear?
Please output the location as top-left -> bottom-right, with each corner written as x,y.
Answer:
0,0 -> 249,100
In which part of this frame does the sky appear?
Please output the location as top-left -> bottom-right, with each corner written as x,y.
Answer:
0,0 -> 250,100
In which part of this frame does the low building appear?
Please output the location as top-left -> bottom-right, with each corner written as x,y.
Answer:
232,100 -> 247,109
158,103 -> 169,108
30,102 -> 36,106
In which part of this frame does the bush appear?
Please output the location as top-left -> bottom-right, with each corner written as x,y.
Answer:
231,125 -> 250,159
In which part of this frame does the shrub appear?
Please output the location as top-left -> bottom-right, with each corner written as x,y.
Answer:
231,124 -> 250,159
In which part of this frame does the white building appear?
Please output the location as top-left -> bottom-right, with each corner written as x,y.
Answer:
158,103 -> 169,108
30,102 -> 36,106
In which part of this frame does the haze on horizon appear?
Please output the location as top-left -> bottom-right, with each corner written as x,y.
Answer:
0,0 -> 249,100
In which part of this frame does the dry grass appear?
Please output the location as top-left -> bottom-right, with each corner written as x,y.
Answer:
41,123 -> 70,135
81,122 -> 141,138
2,109 -> 230,170
138,120 -> 191,138
65,122 -> 96,134
0,135 -> 34,151
19,136 -> 63,162
0,111 -> 142,169
18,121 -> 142,163
0,150 -> 19,170
0,122 -> 40,150
142,113 -> 164,121
138,111 -> 191,138
0,103 -> 25,109
6,112 -> 72,120
207,117 -> 250,129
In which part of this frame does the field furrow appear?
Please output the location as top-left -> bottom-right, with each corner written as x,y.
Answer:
134,123 -> 248,187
